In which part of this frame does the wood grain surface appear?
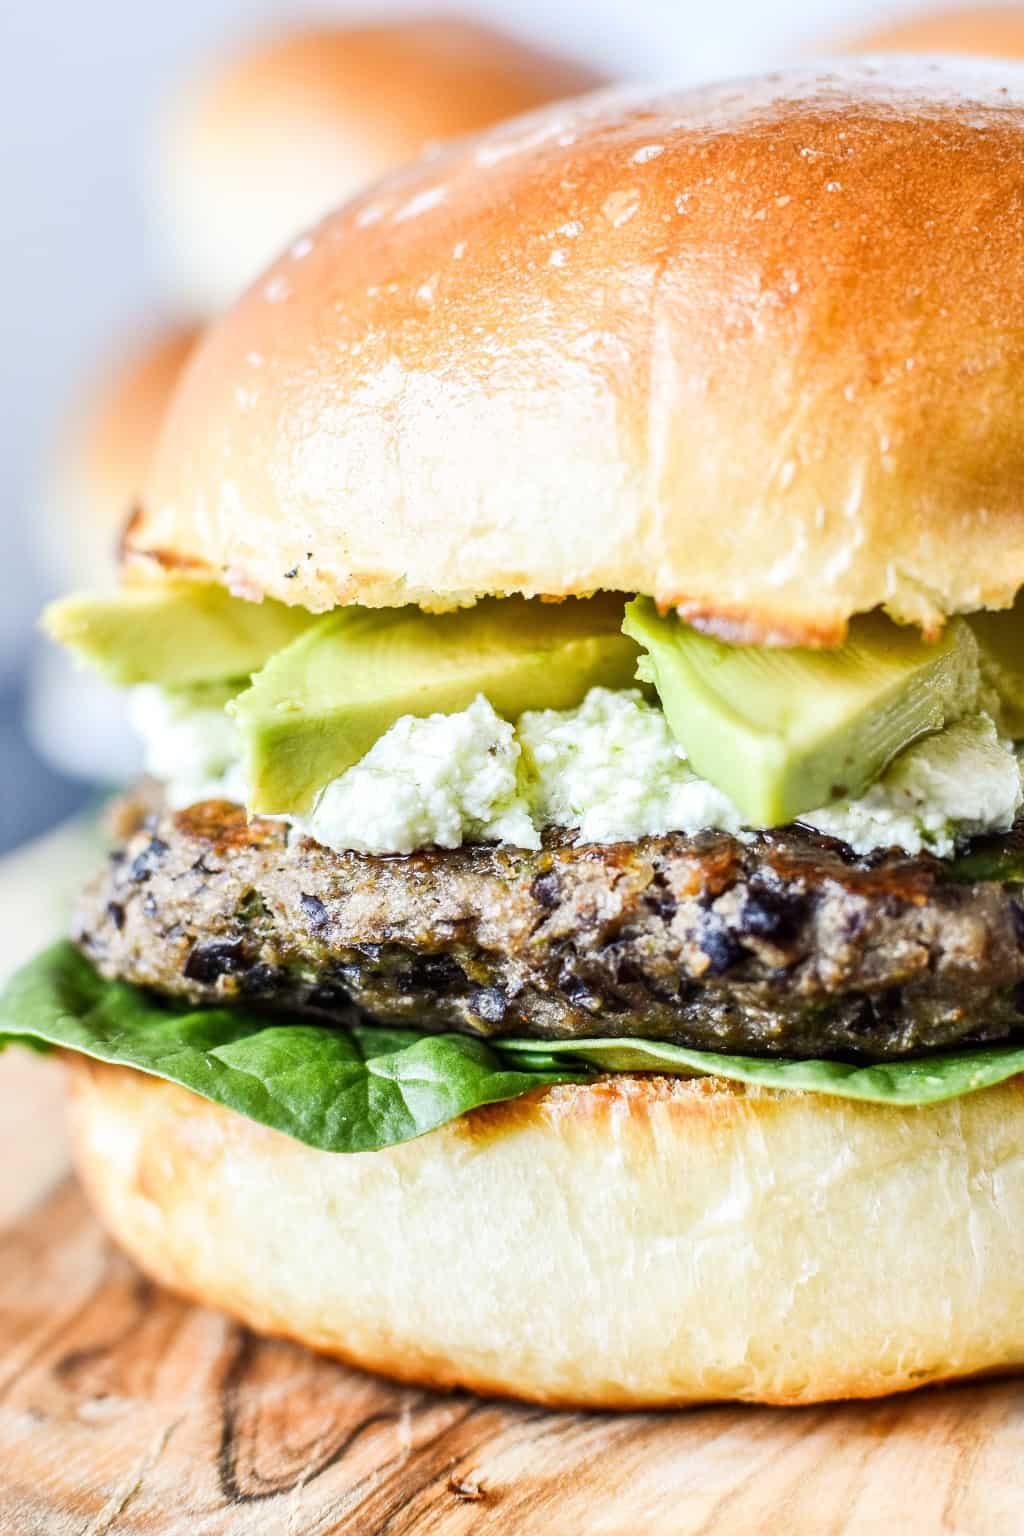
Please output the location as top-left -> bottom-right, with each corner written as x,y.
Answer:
3,823 -> 1024,1534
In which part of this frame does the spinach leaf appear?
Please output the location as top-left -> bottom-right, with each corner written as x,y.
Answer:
499,1035 -> 1024,1106
0,943 -> 586,1152
6,943 -> 1024,1154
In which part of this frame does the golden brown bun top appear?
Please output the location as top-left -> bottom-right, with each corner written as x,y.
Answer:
851,6 -> 1024,58
151,18 -> 605,313
45,323 -> 199,590
136,61 -> 1024,644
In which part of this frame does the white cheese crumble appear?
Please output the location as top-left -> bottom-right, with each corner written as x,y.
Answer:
299,695 -> 537,856
518,687 -> 745,843
129,685 -> 1024,859
801,713 -> 1022,858
128,685 -> 246,810
302,689 -> 746,855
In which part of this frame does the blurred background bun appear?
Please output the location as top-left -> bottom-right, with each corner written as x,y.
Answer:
40,322 -> 199,594
847,5 -> 1024,56
27,322 -> 199,785
150,16 -> 606,314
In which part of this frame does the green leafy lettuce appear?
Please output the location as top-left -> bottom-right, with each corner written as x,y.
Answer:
6,942 -> 1024,1154
947,821 -> 1024,882
0,943 -> 586,1153
499,1036 -> 1024,1105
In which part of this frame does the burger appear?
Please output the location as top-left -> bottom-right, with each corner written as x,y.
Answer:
10,61 -> 1024,1408
39,324 -> 201,595
150,16 -> 605,313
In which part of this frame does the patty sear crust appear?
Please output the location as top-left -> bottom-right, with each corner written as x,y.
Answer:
73,797 -> 1024,1060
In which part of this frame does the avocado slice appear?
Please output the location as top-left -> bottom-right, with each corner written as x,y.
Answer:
43,582 -> 316,688
234,595 -> 639,813
968,595 -> 1024,737
622,597 -> 980,827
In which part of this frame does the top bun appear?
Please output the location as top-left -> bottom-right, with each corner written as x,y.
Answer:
44,322 -> 199,590
134,62 -> 1024,646
150,18 -> 604,314
849,6 -> 1024,58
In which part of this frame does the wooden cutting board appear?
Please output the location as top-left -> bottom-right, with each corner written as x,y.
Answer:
2,822 -> 1024,1534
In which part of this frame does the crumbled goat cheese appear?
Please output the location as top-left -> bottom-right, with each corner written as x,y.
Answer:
801,713 -> 1022,857
129,685 -> 246,810
307,688 -> 746,854
130,683 -> 1023,859
518,687 -> 745,843
301,695 -> 537,855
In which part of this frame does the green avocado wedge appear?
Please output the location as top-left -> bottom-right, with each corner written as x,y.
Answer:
233,595 -> 640,814
623,597 -> 981,827
6,944 -> 1024,1156
43,582 -> 317,688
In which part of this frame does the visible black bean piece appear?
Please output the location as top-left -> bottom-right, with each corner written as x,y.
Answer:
127,836 -> 170,885
740,882 -> 809,944
183,939 -> 245,983
530,870 -> 561,909
645,890 -> 678,921
698,917 -> 744,976
105,902 -> 125,930
240,963 -> 280,997
300,893 -> 330,935
400,953 -> 466,993
467,986 -> 508,1024
556,966 -> 603,1011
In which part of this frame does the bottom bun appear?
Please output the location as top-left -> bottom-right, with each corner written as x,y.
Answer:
65,1057 -> 1024,1408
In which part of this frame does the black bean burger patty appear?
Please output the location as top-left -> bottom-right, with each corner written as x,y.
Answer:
74,796 -> 1024,1059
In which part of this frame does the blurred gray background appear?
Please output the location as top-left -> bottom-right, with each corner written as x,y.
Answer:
0,0 -> 985,850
